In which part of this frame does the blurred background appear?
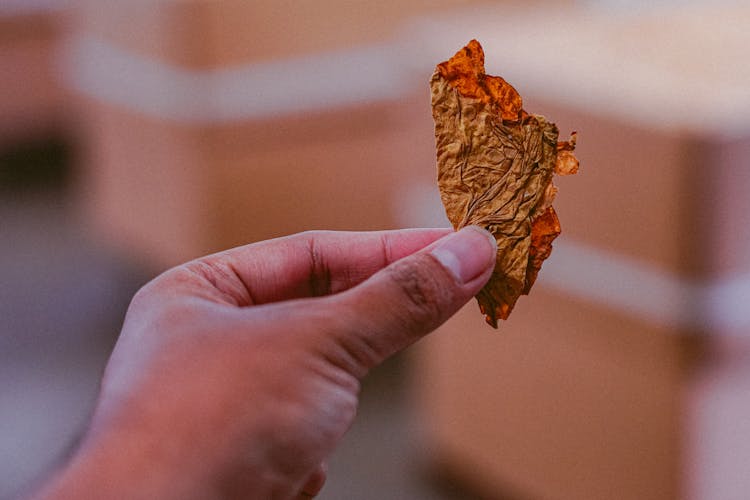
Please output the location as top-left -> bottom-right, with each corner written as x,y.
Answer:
2,0 -> 750,499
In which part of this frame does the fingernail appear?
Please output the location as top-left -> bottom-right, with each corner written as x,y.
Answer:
430,226 -> 497,284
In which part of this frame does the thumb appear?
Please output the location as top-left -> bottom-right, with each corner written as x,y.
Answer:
329,225 -> 497,372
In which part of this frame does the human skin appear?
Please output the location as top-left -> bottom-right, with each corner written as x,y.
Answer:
32,226 -> 496,499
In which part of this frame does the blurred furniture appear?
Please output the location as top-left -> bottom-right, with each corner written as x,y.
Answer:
404,4 -> 750,500
0,2 -> 69,144
66,0 -> 482,268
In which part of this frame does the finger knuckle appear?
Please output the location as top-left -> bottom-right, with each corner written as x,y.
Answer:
385,254 -> 454,326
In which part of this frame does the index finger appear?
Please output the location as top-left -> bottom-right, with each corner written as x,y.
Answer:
195,228 -> 452,305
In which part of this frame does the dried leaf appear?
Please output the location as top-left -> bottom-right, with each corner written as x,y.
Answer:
431,39 -> 578,328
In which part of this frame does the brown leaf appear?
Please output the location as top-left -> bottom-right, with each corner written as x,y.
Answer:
430,39 -> 578,328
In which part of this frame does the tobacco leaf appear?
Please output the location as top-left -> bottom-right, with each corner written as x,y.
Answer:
430,39 -> 578,328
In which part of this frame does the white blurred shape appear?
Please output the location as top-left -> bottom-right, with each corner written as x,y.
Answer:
63,34 -> 410,124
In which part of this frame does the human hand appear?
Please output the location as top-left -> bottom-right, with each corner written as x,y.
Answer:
35,227 -> 496,499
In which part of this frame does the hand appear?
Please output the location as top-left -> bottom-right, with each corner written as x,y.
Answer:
34,227 -> 496,499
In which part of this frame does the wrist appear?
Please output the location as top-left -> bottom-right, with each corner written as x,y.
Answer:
32,414 -> 285,500
33,423 -> 217,500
